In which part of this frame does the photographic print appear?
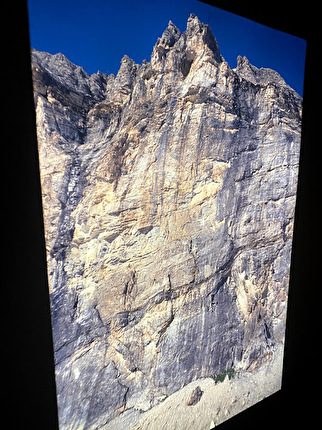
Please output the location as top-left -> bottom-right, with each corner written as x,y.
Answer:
28,0 -> 306,428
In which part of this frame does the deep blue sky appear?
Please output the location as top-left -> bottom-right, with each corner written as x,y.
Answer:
27,0 -> 306,96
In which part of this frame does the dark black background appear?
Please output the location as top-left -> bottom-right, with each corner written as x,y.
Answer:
4,1 -> 319,428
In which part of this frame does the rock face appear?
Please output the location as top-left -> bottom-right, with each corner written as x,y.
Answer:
32,14 -> 302,430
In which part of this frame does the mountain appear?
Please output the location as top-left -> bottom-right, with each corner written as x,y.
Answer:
31,14 -> 302,430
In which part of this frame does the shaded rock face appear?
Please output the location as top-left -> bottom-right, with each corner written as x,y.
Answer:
32,14 -> 302,430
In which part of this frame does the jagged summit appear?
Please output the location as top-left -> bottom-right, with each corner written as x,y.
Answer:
151,14 -> 223,72
32,15 -> 298,96
235,55 -> 289,89
159,20 -> 181,47
187,13 -> 203,31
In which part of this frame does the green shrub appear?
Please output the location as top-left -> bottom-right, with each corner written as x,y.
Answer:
212,368 -> 236,384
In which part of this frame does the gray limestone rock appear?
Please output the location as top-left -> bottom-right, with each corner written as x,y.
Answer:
186,386 -> 203,406
32,14 -> 302,430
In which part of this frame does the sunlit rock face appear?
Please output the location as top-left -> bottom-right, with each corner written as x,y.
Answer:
32,13 -> 302,430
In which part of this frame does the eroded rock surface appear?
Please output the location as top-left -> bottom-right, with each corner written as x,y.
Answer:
32,14 -> 302,429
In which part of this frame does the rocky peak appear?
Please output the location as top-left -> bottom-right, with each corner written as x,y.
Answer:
112,55 -> 139,102
32,49 -> 89,89
151,20 -> 181,69
185,13 -> 222,63
31,49 -> 109,110
186,13 -> 203,33
116,54 -> 138,84
151,14 -> 222,75
235,55 -> 290,90
158,20 -> 181,48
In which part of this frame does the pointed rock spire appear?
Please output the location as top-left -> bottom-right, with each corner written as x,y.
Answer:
185,14 -> 222,63
114,55 -> 138,99
186,13 -> 203,33
159,20 -> 181,48
151,20 -> 181,68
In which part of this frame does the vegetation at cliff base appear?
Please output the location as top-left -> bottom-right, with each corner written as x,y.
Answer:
212,368 -> 236,384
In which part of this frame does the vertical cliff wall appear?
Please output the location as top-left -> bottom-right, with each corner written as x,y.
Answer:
32,14 -> 302,429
